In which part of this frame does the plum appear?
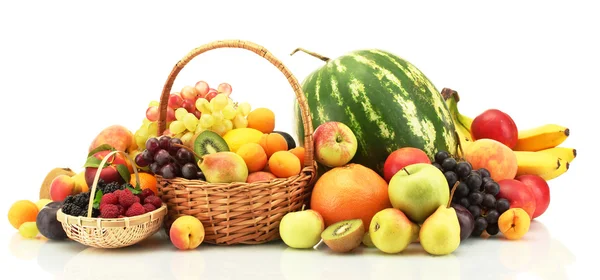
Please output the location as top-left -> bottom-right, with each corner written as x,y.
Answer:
36,201 -> 67,240
452,204 -> 475,241
471,109 -> 519,149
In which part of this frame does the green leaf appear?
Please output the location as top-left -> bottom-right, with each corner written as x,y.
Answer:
93,189 -> 103,209
116,164 -> 131,184
83,156 -> 103,168
127,183 -> 142,195
87,144 -> 116,158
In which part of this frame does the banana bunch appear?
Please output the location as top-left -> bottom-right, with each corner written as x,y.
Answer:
442,88 -> 575,181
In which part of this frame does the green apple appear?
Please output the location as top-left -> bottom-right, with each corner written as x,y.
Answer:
369,208 -> 419,254
279,207 -> 324,249
388,163 -> 449,224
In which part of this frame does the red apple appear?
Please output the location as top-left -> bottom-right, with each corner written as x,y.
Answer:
471,109 -> 519,149
515,174 -> 550,219
497,179 -> 537,219
382,147 -> 431,182
313,121 -> 358,168
84,150 -> 133,187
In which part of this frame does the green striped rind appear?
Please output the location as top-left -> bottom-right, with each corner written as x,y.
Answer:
295,49 -> 458,175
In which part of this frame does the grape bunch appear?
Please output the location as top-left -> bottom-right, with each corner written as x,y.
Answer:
134,81 -> 252,149
134,135 -> 204,180
433,150 -> 511,238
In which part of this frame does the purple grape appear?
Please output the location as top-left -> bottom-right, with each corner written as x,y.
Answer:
154,149 -> 171,166
160,163 -> 177,179
168,138 -> 183,155
176,148 -> 195,164
158,135 -> 171,150
135,153 -> 150,167
141,149 -> 153,163
145,138 -> 160,154
149,162 -> 161,175
181,163 -> 198,179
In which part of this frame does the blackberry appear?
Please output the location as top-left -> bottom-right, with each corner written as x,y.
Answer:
73,193 -> 90,208
100,181 -> 125,194
63,195 -> 75,205
62,204 -> 83,216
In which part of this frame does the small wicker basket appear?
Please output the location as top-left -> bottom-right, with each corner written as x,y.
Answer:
155,40 -> 318,245
56,150 -> 167,249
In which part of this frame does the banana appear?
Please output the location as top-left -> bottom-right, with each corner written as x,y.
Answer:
514,151 -> 562,177
540,158 -> 569,180
513,124 -> 570,151
443,88 -> 473,157
538,147 -> 576,163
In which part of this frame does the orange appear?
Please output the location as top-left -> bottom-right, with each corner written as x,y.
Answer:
310,164 -> 391,227
130,172 -> 158,196
247,108 -> 275,133
8,200 -> 38,230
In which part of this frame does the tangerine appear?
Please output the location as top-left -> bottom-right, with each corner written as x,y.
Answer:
130,172 -> 158,196
310,164 -> 391,227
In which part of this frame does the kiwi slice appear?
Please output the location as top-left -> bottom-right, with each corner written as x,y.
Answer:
273,131 -> 296,149
193,130 -> 230,159
321,219 -> 365,253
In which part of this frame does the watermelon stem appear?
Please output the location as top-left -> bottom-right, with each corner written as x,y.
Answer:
290,48 -> 330,62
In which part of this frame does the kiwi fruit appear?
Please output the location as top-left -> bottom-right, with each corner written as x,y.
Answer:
321,219 -> 365,253
273,131 -> 296,150
193,130 -> 230,159
39,167 -> 75,199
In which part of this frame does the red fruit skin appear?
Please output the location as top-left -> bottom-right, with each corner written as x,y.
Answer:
383,147 -> 431,182
497,179 -> 537,219
471,109 -> 519,149
516,174 -> 550,219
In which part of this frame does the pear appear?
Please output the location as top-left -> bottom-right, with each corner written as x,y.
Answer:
197,152 -> 249,183
419,183 -> 462,256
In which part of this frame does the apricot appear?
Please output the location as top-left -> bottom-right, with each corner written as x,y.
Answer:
89,124 -> 134,153
8,200 -> 39,230
464,138 -> 518,181
170,216 -> 205,250
236,143 -> 268,172
247,108 -> 275,133
289,147 -> 305,167
268,151 -> 301,178
498,208 -> 530,240
49,175 -> 78,202
259,133 -> 288,158
246,171 -> 277,183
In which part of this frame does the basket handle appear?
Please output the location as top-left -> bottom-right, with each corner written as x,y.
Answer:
156,40 -> 315,168
85,150 -> 140,218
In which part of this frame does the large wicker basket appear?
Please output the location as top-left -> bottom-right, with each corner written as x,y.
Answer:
155,40 -> 318,245
56,150 -> 167,249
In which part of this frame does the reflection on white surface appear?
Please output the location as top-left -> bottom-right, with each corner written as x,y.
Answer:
6,221 -> 575,279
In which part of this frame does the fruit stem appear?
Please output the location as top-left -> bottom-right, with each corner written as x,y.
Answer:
290,48 -> 330,62
301,204 -> 306,211
447,181 -> 460,208
402,167 -> 410,175
173,144 -> 203,159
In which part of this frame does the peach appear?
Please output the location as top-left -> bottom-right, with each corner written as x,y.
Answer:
246,171 -> 277,183
89,124 -> 134,153
498,208 -> 530,240
236,143 -> 268,172
85,150 -> 134,187
463,138 -> 518,181
49,175 -> 81,202
497,179 -> 537,219
169,215 -> 205,250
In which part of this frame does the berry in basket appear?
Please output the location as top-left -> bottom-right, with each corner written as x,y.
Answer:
98,188 -> 163,218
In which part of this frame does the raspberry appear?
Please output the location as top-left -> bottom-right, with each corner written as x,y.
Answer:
144,196 -> 162,208
134,196 -> 140,204
141,188 -> 155,198
100,204 -> 120,218
118,189 -> 136,208
100,193 -> 118,206
117,205 -> 125,216
143,203 -> 156,213
125,203 -> 145,217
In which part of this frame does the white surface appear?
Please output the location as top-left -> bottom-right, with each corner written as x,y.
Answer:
0,1 -> 596,279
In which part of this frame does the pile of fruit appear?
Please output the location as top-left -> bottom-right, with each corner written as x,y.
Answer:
6,45 -> 576,255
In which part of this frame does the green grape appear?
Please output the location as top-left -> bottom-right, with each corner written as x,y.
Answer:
211,122 -> 228,136
142,118 -> 151,125
181,131 -> 194,146
238,102 -> 251,116
183,113 -> 198,132
18,222 -> 39,239
170,120 -> 186,134
148,100 -> 160,107
222,104 -> 237,120
233,114 -> 248,128
195,98 -> 211,114
211,93 -> 229,111
199,113 -> 214,128
147,121 -> 158,136
223,119 -> 233,132
212,111 -> 224,123
175,108 -> 188,121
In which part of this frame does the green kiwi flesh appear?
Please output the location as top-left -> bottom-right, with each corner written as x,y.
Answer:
321,219 -> 364,253
193,130 -> 230,159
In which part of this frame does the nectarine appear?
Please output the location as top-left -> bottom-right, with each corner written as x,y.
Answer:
516,175 -> 550,219
89,125 -> 134,153
464,139 -> 518,181
471,109 -> 519,149
497,179 -> 536,219
170,216 -> 205,250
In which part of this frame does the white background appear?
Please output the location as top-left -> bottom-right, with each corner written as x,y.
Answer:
0,0 -> 596,279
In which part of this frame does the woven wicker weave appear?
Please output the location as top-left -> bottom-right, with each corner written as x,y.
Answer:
56,150 -> 167,249
155,40 -> 317,245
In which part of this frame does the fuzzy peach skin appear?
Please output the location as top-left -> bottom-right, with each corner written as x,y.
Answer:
464,138 -> 518,181
89,124 -> 134,152
313,121 -> 358,168
169,216 -> 205,250
49,175 -> 77,202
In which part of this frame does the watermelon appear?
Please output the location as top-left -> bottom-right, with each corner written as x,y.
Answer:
293,48 -> 458,175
